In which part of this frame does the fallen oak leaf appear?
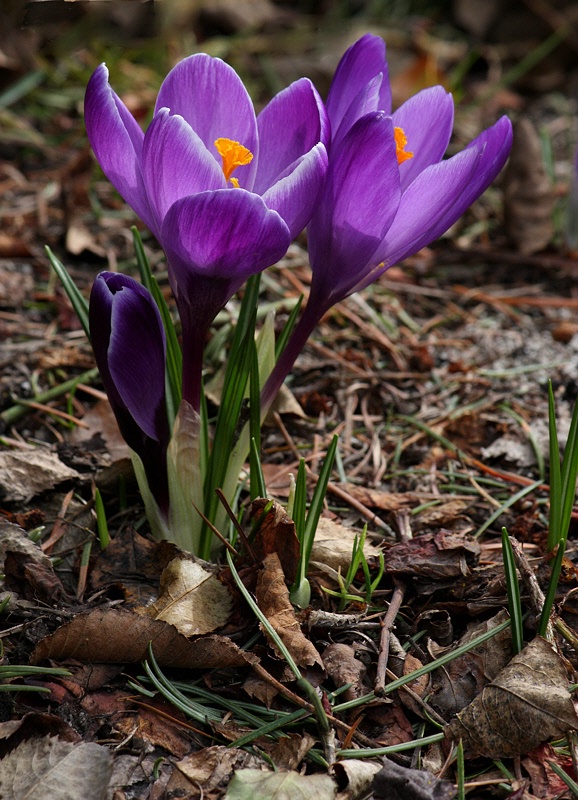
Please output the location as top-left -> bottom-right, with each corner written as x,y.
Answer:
445,637 -> 578,758
30,607 -> 259,670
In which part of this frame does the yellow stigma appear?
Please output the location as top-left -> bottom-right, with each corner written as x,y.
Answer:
394,127 -> 413,164
214,137 -> 253,187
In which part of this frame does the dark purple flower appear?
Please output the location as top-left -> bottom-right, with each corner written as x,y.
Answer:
85,54 -> 329,409
90,272 -> 170,514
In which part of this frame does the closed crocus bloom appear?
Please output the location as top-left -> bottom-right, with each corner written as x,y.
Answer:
89,272 -> 170,516
85,54 -> 329,409
261,34 -> 513,409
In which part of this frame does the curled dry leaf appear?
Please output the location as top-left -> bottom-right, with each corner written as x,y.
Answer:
333,759 -> 382,798
256,552 -> 323,670
445,637 -> 578,758
142,555 -> 232,636
372,757 -> 456,800
30,607 -> 259,670
0,735 -> 112,800
322,643 -> 367,703
249,498 -> 300,584
168,746 -> 263,797
268,732 -> 316,771
384,531 -> 480,584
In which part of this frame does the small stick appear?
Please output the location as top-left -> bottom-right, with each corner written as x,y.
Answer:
375,581 -> 406,695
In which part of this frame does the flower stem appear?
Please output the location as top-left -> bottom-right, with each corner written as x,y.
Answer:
260,298 -> 324,412
181,326 -> 206,414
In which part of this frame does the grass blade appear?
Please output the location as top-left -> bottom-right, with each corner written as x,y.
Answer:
548,381 -> 562,550
46,246 -> 89,338
501,528 -> 523,654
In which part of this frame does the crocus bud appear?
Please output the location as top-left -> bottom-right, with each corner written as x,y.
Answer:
89,272 -> 170,515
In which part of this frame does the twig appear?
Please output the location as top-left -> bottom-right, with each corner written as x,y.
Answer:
375,581 -> 406,696
509,536 -> 554,643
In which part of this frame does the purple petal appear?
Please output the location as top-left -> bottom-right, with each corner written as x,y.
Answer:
142,108 -> 225,228
307,112 -> 401,305
332,74 -> 383,149
392,86 -> 454,192
85,65 -> 156,235
155,54 -> 258,190
326,34 -> 391,135
90,273 -> 168,443
254,78 -> 329,194
162,189 -> 290,309
376,116 -> 513,266
261,143 -> 328,239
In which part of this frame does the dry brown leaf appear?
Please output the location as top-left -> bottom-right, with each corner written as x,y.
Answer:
343,485 -> 416,511
384,530 -> 480,584
445,637 -> 578,758
412,499 -> 470,532
249,499 -> 300,584
430,610 -> 512,717
169,746 -> 263,797
268,733 -> 316,771
142,556 -> 232,636
0,735 -> 112,800
503,118 -> 555,255
309,517 -> 382,573
0,449 -> 81,503
30,607 -> 258,670
322,643 -> 367,703
255,552 -> 323,669
225,769 -> 336,800
333,760 -> 382,798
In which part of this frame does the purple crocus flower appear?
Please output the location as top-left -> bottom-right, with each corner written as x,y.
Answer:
90,272 -> 170,515
85,54 -> 329,410
261,34 -> 513,408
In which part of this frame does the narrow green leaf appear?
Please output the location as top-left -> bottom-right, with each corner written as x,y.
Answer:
46,246 -> 90,338
538,538 -> 566,637
548,381 -> 562,551
249,339 -> 263,501
94,488 -> 110,549
501,528 -> 523,654
559,394 -> 578,545
456,740 -> 465,800
200,276 -> 261,556
302,435 -> 338,568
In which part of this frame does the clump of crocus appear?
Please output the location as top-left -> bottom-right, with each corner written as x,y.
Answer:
85,53 -> 329,411
261,33 -> 513,409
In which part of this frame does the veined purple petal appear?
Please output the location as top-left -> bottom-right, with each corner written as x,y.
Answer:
392,86 -> 454,192
142,108 -> 225,228
261,143 -> 328,239
332,74 -> 383,149
375,116 -> 513,266
307,113 -> 401,305
326,34 -> 391,134
155,54 -> 258,190
162,189 -> 290,298
90,273 -> 168,443
254,78 -> 329,194
85,65 -> 156,235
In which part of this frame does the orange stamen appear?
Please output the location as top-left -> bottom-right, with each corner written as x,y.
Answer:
394,127 -> 413,164
214,137 -> 253,186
